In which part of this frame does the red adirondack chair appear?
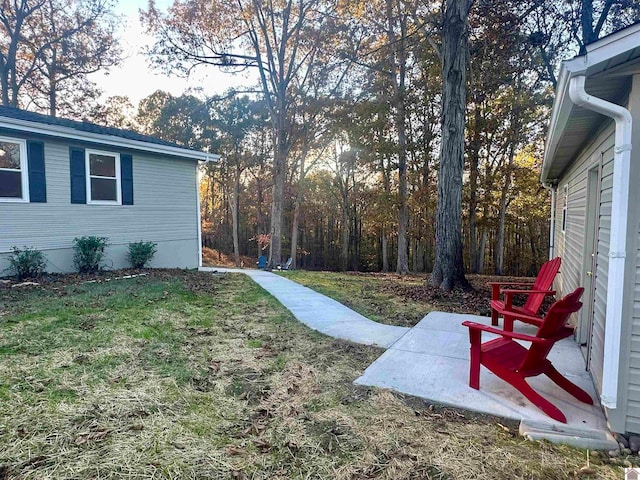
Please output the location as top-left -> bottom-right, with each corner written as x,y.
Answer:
489,257 -> 561,329
462,287 -> 591,423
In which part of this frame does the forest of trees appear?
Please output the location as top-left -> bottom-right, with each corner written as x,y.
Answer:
2,0 -> 639,284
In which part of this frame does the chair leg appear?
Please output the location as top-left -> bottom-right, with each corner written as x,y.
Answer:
509,377 -> 567,423
469,330 -> 481,390
546,366 -> 593,405
491,284 -> 500,326
503,314 -> 515,332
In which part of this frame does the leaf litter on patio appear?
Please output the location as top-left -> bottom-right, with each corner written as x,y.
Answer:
0,270 -> 622,478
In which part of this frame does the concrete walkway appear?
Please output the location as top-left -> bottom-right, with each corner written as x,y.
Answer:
199,267 -> 409,348
200,266 -> 614,448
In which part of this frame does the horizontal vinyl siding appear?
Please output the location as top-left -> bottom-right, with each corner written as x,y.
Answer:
629,223 -> 640,431
563,172 -> 588,298
553,121 -> 615,394
553,124 -> 615,335
0,139 -> 199,271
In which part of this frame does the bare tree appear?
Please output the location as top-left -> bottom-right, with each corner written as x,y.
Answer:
0,0 -> 120,113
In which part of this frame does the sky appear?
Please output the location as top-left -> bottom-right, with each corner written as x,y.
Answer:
88,0 -> 253,106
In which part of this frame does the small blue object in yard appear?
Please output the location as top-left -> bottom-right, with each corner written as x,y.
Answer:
257,255 -> 267,269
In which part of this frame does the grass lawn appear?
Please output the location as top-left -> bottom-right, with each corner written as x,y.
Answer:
277,271 -> 507,327
0,270 -> 622,479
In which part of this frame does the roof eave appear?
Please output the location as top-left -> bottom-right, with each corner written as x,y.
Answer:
541,60 -> 587,183
0,115 -> 220,162
541,23 -> 640,183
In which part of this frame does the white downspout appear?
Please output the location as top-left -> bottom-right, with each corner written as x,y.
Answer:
569,75 -> 633,409
196,162 -> 203,268
543,183 -> 556,260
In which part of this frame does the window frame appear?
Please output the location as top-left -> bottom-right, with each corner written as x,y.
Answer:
561,184 -> 569,234
0,136 -> 29,203
85,149 -> 121,205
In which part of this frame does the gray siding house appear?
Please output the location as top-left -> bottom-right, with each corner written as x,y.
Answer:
0,106 -> 218,275
542,23 -> 640,434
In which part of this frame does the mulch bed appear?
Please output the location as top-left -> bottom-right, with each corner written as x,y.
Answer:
0,268 -> 221,296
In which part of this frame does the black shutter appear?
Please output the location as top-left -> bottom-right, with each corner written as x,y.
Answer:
27,141 -> 46,202
70,147 -> 86,204
120,153 -> 133,205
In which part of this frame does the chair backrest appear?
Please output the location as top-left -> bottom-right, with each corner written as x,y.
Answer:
523,257 -> 562,314
283,257 -> 293,269
520,287 -> 584,372
257,255 -> 267,268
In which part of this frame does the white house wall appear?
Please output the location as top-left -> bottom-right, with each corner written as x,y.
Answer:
552,119 -> 615,394
0,138 -> 199,273
625,74 -> 640,433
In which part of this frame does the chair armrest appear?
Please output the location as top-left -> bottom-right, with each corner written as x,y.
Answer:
462,321 -> 544,343
500,289 -> 555,295
488,281 -> 535,301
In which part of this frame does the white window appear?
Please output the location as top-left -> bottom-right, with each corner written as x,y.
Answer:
0,136 -> 28,202
86,149 -> 121,205
561,184 -> 568,233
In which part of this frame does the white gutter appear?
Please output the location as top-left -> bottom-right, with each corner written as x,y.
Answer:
543,183 -> 556,260
0,116 -> 220,162
568,74 -> 633,409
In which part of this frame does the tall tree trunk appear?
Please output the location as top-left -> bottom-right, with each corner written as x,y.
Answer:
431,0 -> 473,291
396,116 -> 409,274
495,192 -> 508,275
290,151 -> 308,270
230,166 -> 241,267
412,238 -> 418,272
386,0 -> 409,275
494,101 -> 520,275
255,176 -> 263,258
291,197 -> 301,269
341,197 -> 349,271
382,230 -> 389,272
268,112 -> 286,269
207,169 -> 215,223
495,160 -> 513,275
48,76 -> 57,117
478,225 -> 487,273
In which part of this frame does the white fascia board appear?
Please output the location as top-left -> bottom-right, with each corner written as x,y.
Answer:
541,25 -> 640,182
584,23 -> 640,63
541,65 -> 577,183
0,116 -> 221,162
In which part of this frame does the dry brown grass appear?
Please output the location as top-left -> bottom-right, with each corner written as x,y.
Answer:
0,270 -> 625,479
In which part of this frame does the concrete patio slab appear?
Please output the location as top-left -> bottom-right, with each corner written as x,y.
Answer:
355,311 -> 616,448
199,267 -> 409,348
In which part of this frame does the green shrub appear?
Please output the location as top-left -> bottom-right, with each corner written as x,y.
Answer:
73,236 -> 109,273
127,241 -> 157,269
8,247 -> 47,279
